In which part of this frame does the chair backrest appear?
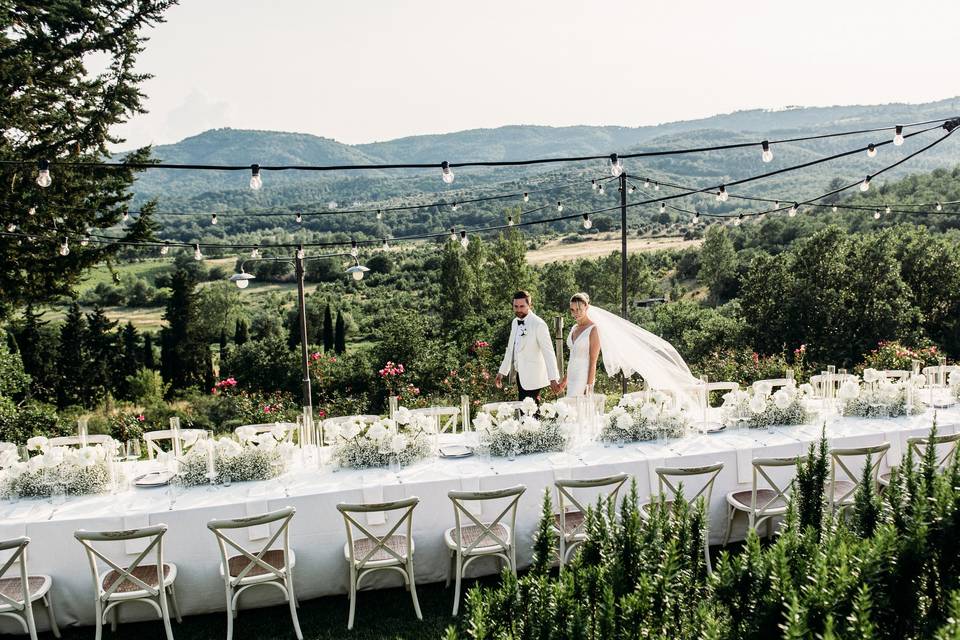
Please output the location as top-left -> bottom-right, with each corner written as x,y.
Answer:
321,416 -> 380,444
750,456 -> 800,516
48,434 -> 114,447
555,473 -> 628,537
685,382 -> 739,407
337,497 -> 418,568
879,369 -> 909,381
480,401 -> 524,414
207,507 -> 296,586
234,423 -> 296,442
830,442 -> 891,503
409,407 -> 461,434
809,373 -> 857,398
752,378 -> 792,392
447,485 -> 525,554
143,429 -> 206,460
0,537 -> 32,611
75,524 -> 168,600
655,463 -> 724,506
906,431 -> 960,470
922,365 -> 960,387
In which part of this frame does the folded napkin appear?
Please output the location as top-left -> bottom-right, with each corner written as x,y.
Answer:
884,431 -> 903,467
362,482 -> 385,525
123,512 -> 151,554
459,477 -> 483,516
736,448 -> 755,484
245,490 -> 271,540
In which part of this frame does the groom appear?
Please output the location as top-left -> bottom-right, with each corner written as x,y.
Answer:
495,291 -> 561,402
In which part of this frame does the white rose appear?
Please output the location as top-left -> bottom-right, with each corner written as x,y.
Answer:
772,389 -> 792,410
235,427 -> 256,442
26,436 -> 48,452
721,391 -> 736,406
554,403 -> 571,420
339,421 -> 360,441
862,368 -> 880,384
520,397 -> 538,416
615,412 -> 633,430
270,423 -> 287,440
366,421 -> 388,441
325,422 -> 341,440
798,383 -> 814,396
650,391 -> 668,406
390,434 -> 408,454
496,405 -> 514,421
539,403 -> 558,420
27,455 -> 44,472
754,381 -> 773,397
43,447 -> 65,468
0,449 -> 18,469
749,394 -> 767,415
77,447 -> 98,467
381,418 -> 397,431
640,404 -> 659,422
394,407 -> 412,425
520,416 -> 540,433
499,419 -> 520,436
881,383 -> 900,402
414,414 -> 436,433
735,390 -> 751,403
472,413 -> 492,432
216,438 -> 242,456
910,374 -> 926,388
838,380 -> 860,401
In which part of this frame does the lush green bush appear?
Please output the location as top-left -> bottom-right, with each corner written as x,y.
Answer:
0,400 -> 71,444
858,339 -> 942,373
0,340 -> 29,399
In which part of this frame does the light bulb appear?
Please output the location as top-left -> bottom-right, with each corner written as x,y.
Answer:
452,202 -> 460,211
449,228 -> 457,242
352,269 -> 364,281
761,140 -> 773,163
296,246 -> 305,260
193,244 -> 203,261
832,206 -> 838,212
236,277 -> 249,289
867,143 -> 877,158
376,209 -> 383,220
874,210 -> 881,219
459,230 -> 469,248
441,161 -> 455,184
210,213 -> 217,225
717,185 -> 729,202
160,243 -> 169,256
788,204 -> 798,217
122,212 -> 129,223
28,207 -> 35,216
591,179 -> 598,191
885,205 -> 891,214
5,223 -> 15,232
628,185 -> 635,194
597,183 -> 605,195
860,176 -> 871,192
654,182 -> 660,191
249,164 -> 262,190
644,179 -> 650,188
507,216 -> 514,226
609,153 -> 623,177
296,213 -> 302,224
382,239 -> 390,250
350,240 -> 358,257
582,214 -> 592,230
250,247 -> 260,258
659,203 -> 666,214
36,160 -> 51,188
59,237 -> 69,256
80,235 -> 89,246
692,212 -> 700,224
556,201 -> 563,212
734,214 -> 743,226
893,125 -> 904,146
523,192 -> 529,203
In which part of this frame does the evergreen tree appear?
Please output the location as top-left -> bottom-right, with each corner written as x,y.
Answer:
219,327 -> 228,359
203,346 -> 215,392
287,309 -> 302,351
852,453 -> 881,538
5,330 -> 17,354
85,305 -> 118,402
16,304 -> 57,401
439,242 -> 474,327
57,302 -> 87,407
143,333 -> 156,370
530,490 -> 557,576
322,303 -> 334,352
116,322 -> 142,399
234,318 -> 249,346
160,270 -> 206,392
334,310 -> 346,354
699,225 -> 739,302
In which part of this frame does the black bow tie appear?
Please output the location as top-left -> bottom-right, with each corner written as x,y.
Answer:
517,319 -> 525,325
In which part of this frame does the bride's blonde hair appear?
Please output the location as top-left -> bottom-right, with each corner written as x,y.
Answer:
570,292 -> 590,308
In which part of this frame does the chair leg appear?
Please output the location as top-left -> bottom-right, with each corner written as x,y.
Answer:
558,536 -> 566,570
24,597 -> 39,640
722,505 -> 735,546
94,600 -> 104,640
44,593 -> 61,639
703,534 -> 712,575
452,553 -> 463,616
224,583 -> 235,640
111,605 -> 118,632
347,565 -> 357,630
285,577 -> 304,640
510,545 -> 517,577
408,560 -> 422,621
158,588 -> 175,640
445,549 -> 453,588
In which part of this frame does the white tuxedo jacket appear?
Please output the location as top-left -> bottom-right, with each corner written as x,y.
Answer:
498,312 -> 560,390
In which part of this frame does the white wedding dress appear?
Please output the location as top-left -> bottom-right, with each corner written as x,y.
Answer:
563,306 -> 702,408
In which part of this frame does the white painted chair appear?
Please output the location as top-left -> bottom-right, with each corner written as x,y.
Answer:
752,378 -> 793,392
553,473 -> 628,567
922,365 -> 960,387
74,524 -> 181,640
879,369 -> 909,381
723,456 -> 799,545
0,537 -> 60,640
47,434 -> 114,448
809,373 -> 857,399
337,497 -> 421,630
409,407 -> 461,434
829,443 -> 890,512
880,430 -> 960,486
641,463 -> 723,573
233,423 -> 296,442
445,485 -> 525,616
143,429 -> 206,460
207,506 -> 302,640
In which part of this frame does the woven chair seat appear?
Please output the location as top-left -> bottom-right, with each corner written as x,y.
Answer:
445,523 -> 510,551
829,480 -> 857,502
727,489 -> 789,512
879,472 -> 892,486
227,549 -> 292,578
553,510 -> 586,536
640,499 -> 674,518
102,563 -> 173,594
0,576 -> 49,604
346,535 -> 411,564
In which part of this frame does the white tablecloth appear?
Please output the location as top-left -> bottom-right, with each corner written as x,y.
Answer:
2,407 -> 957,630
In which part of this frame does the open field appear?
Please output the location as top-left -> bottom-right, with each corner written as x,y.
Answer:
527,234 -> 701,265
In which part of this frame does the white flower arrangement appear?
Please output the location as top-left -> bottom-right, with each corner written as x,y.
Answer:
950,371 -> 959,401
600,392 -> 688,442
1,442 -> 116,498
179,434 -> 290,486
330,413 -> 432,469
841,372 -> 925,418
722,383 -> 812,429
472,401 -> 570,457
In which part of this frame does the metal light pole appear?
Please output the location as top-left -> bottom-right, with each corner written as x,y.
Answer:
619,171 -> 629,394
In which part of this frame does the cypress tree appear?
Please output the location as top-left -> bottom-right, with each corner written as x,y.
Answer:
143,332 -> 156,369
5,330 -> 18,354
334,310 -> 346,354
203,346 -> 215,392
219,326 -> 228,359
160,270 -> 206,392
85,305 -> 118,402
322,303 -> 334,352
234,318 -> 249,345
287,309 -> 301,351
116,322 -> 142,399
17,304 -> 57,401
58,302 -> 87,407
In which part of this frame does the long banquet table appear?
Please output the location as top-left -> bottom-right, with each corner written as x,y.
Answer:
1,406 -> 958,631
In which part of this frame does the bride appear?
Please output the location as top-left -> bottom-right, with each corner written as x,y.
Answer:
559,292 -> 701,406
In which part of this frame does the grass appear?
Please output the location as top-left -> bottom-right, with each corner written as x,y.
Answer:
43,576 -> 504,640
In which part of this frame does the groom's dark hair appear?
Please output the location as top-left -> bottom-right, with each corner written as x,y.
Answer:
513,290 -> 531,303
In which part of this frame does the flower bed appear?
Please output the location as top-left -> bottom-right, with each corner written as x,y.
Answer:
472,398 -> 571,457
601,392 -> 688,442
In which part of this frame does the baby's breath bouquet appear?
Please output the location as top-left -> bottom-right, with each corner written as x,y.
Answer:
601,392 -> 688,442
179,428 -> 292,486
841,369 -> 925,418
331,411 -> 432,469
0,437 -> 116,498
722,381 -> 812,429
951,371 -> 959,402
472,397 -> 571,457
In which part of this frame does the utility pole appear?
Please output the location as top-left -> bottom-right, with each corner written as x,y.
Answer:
619,172 -> 629,394
294,250 -> 313,417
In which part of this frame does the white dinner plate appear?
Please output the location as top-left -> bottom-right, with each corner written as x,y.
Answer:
134,471 -> 174,488
438,445 -> 474,459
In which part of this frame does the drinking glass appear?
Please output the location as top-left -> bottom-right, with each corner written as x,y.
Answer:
18,445 -> 30,463
125,439 -> 141,461
615,437 -> 625,449
389,455 -> 402,483
167,475 -> 183,510
51,483 -> 67,507
221,474 -> 232,487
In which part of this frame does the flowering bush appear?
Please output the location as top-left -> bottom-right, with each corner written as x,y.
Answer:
330,411 -> 432,469
841,369 -> 926,418
0,439 -> 116,498
695,347 -> 810,389
601,392 -> 688,442
377,360 -> 426,406
441,341 -> 513,408
211,377 -> 238,395
721,382 -> 812,429
110,412 -> 145,443
857,340 -> 942,373
179,432 -> 290,486
472,398 -> 571,457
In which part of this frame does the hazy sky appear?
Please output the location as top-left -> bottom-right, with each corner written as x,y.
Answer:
111,0 -> 960,150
